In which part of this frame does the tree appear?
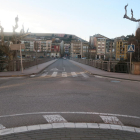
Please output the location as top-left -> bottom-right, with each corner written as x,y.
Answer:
127,31 -> 140,61
64,34 -> 67,38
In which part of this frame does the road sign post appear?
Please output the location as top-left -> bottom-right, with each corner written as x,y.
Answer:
127,44 -> 135,73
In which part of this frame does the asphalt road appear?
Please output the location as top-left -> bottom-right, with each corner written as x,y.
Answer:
0,58 -> 140,128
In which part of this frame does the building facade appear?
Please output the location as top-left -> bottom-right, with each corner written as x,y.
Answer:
71,41 -> 82,58
116,40 -> 128,60
105,39 -> 115,60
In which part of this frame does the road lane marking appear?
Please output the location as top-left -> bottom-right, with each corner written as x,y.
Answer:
62,72 -> 67,77
41,72 -> 48,77
51,72 -> 57,77
50,68 -> 58,71
94,76 -> 103,78
71,72 -> 77,77
80,72 -> 89,78
43,115 -> 67,123
30,75 -> 36,78
100,116 -> 123,125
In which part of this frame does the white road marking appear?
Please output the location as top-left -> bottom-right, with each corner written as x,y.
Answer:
0,124 -> 6,129
62,72 -> 67,77
100,116 -> 123,125
30,75 -> 36,77
43,115 -> 67,123
41,72 -> 48,77
94,76 -> 103,78
0,123 -> 139,136
50,68 -> 58,71
80,72 -> 89,78
51,72 -> 57,77
71,72 -> 77,77
0,112 -> 139,120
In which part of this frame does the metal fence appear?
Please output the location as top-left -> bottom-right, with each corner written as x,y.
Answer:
71,58 -> 131,73
0,58 -> 53,72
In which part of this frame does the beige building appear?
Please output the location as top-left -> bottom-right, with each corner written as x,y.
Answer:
82,43 -> 89,58
71,41 -> 82,58
96,38 -> 106,59
116,40 -> 128,61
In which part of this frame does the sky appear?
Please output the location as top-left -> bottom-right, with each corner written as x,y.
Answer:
0,0 -> 140,41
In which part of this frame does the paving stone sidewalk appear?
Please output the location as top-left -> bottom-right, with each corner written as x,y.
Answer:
70,60 -> 140,81
0,128 -> 140,140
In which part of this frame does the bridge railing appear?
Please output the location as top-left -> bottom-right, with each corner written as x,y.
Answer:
70,57 -> 131,73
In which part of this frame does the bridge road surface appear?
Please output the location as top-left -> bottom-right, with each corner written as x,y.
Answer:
0,58 -> 140,128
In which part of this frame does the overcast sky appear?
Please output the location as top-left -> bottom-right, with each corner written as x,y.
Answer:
0,0 -> 140,40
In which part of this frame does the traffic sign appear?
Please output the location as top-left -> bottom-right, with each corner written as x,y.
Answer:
128,45 -> 135,52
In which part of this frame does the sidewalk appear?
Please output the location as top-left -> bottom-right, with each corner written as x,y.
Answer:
0,59 -> 57,77
0,123 -> 140,140
70,60 -> 140,81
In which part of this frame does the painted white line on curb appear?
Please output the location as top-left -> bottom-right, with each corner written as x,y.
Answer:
0,112 -> 140,120
94,76 -> 104,78
100,116 -> 123,125
71,72 -> 77,77
0,124 -> 6,130
30,75 -> 36,78
0,123 -> 139,136
62,72 -> 67,77
43,115 -> 67,123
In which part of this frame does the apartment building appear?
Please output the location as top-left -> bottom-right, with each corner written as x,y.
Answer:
46,40 -> 52,57
64,44 -> 70,56
90,34 -> 108,59
71,41 -> 82,58
82,43 -> 89,58
105,39 -> 115,60
116,40 -> 128,60
51,43 -> 60,57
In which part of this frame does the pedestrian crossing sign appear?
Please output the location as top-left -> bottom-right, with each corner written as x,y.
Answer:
128,45 -> 135,52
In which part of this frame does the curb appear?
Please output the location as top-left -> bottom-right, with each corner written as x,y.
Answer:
70,60 -> 140,82
0,123 -> 140,136
0,59 -> 57,78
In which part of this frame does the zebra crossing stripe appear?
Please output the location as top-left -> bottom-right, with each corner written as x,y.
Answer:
41,72 -> 48,77
43,115 -> 67,123
80,72 -> 89,78
51,72 -> 58,77
71,72 -> 77,77
62,72 -> 67,77
100,116 -> 123,125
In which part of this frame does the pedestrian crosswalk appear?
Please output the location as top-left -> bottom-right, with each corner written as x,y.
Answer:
40,72 -> 89,78
62,72 -> 67,77
71,72 -> 77,77
51,72 -> 58,77
41,72 -> 48,77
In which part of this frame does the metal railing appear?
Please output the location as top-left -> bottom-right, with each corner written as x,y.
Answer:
0,58 -> 53,72
70,58 -> 131,73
